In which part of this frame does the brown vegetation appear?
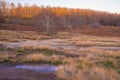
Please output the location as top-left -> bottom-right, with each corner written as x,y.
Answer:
0,30 -> 51,42
0,0 -> 120,35
0,1 -> 120,80
0,30 -> 120,80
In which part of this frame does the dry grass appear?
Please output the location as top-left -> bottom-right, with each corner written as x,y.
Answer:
72,26 -> 120,37
70,34 -> 120,47
0,47 -> 120,80
23,53 -> 47,62
75,41 -> 120,47
57,57 -> 120,80
56,42 -> 120,80
21,44 -> 56,50
0,53 -> 10,62
0,30 -> 120,80
0,53 -> 16,62
62,47 -> 120,59
22,53 -> 63,65
0,30 -> 51,42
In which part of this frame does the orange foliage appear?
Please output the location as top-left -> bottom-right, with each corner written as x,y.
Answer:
3,2 -> 118,18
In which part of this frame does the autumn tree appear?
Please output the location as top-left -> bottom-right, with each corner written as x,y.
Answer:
0,0 -> 6,24
10,3 -> 16,17
16,3 -> 22,17
34,7 -> 57,34
1,1 -> 120,30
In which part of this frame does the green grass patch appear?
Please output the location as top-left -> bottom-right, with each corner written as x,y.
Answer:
16,49 -> 25,53
117,69 -> 120,74
36,48 -> 64,56
96,60 -> 115,69
47,60 -> 63,65
0,32 -> 3,35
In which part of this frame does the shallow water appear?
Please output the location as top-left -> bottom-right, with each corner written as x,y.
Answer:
0,64 -> 58,73
15,64 -> 58,73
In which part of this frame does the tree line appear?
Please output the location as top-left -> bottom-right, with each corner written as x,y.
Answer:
0,0 -> 120,33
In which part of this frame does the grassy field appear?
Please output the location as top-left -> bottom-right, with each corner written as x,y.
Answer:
0,30 -> 120,80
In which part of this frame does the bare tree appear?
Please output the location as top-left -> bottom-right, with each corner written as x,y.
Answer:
34,7 -> 57,34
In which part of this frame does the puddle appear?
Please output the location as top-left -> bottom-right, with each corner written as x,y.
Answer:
15,64 -> 58,73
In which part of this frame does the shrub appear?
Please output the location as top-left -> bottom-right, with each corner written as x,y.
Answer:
57,65 -> 119,80
96,60 -> 115,69
23,53 -> 47,62
91,22 -> 101,28
16,49 -> 25,53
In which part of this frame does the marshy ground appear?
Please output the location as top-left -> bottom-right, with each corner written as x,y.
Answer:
0,30 -> 120,80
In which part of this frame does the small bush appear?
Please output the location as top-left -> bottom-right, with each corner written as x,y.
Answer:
23,53 -> 47,62
52,60 -> 63,65
16,49 -> 25,53
96,60 -> 115,69
0,32 -> 3,35
91,22 -> 101,28
117,69 -> 120,74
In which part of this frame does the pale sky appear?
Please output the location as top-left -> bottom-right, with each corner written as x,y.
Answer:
6,0 -> 120,13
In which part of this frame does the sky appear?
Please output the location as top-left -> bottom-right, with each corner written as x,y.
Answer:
6,0 -> 120,14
